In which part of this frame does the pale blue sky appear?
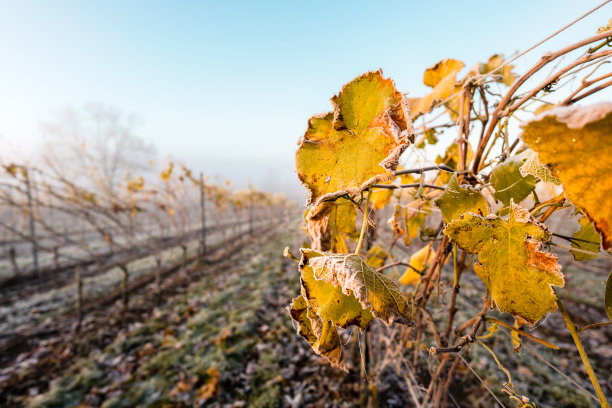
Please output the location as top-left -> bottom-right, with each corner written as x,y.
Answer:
0,1 -> 610,194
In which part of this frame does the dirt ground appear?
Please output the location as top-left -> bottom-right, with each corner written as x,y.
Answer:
0,217 -> 610,407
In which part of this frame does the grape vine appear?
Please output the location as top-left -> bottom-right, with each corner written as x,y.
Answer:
286,19 -> 612,408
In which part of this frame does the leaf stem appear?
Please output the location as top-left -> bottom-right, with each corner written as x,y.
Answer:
483,317 -> 558,349
555,292 -> 610,407
393,165 -> 455,175
354,190 -> 372,255
552,232 -> 600,246
370,183 -> 445,191
578,321 -> 612,332
477,340 -> 515,389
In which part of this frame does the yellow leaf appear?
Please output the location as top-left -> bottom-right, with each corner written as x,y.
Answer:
423,58 -> 465,88
365,244 -> 388,268
160,162 -> 174,181
196,367 -> 220,401
405,200 -> 431,245
479,54 -> 516,87
410,59 -> 465,119
388,201 -> 430,246
519,150 -> 561,185
399,269 -> 420,286
287,295 -> 346,371
435,142 -> 473,184
388,204 -> 407,237
126,176 -> 144,193
399,244 -> 434,286
571,215 -> 601,261
308,310 -> 345,371
444,201 -> 564,325
371,185 -> 394,210
306,199 -> 358,252
302,248 -> 413,326
299,251 -> 373,330
296,70 -> 413,207
408,244 -> 434,274
490,156 -> 538,206
520,103 -> 612,249
434,173 -> 489,223
288,295 -> 318,344
533,103 -> 556,115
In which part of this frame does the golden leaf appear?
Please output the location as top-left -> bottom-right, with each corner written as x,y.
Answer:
365,244 -> 388,268
490,157 -> 538,206
520,103 -> 612,249
302,248 -> 413,326
306,199 -> 358,252
126,176 -> 144,193
571,215 -> 601,261
409,59 -> 465,119
296,70 -> 413,207
435,173 -> 489,223
287,295 -> 346,371
519,150 -> 561,185
399,269 -> 420,286
160,162 -> 174,181
371,185 -> 394,210
444,201 -> 564,325
300,251 -> 373,330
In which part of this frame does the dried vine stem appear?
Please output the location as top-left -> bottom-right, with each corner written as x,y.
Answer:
561,70 -> 612,105
566,77 -> 612,104
506,49 -> 612,114
472,29 -> 612,172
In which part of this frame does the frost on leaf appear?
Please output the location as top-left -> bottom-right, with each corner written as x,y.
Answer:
443,201 -> 564,325
300,250 -> 373,330
490,157 -> 538,206
302,248 -> 413,326
571,215 -> 601,261
519,150 -> 561,185
287,295 -> 346,371
521,103 -> 612,249
296,70 -> 413,207
435,173 -> 489,223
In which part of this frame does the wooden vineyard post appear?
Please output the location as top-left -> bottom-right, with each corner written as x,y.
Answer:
119,264 -> 129,313
181,245 -> 188,274
53,246 -> 59,270
9,247 -> 20,280
24,167 -> 40,278
155,255 -> 162,293
199,172 -> 206,260
75,267 -> 83,333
